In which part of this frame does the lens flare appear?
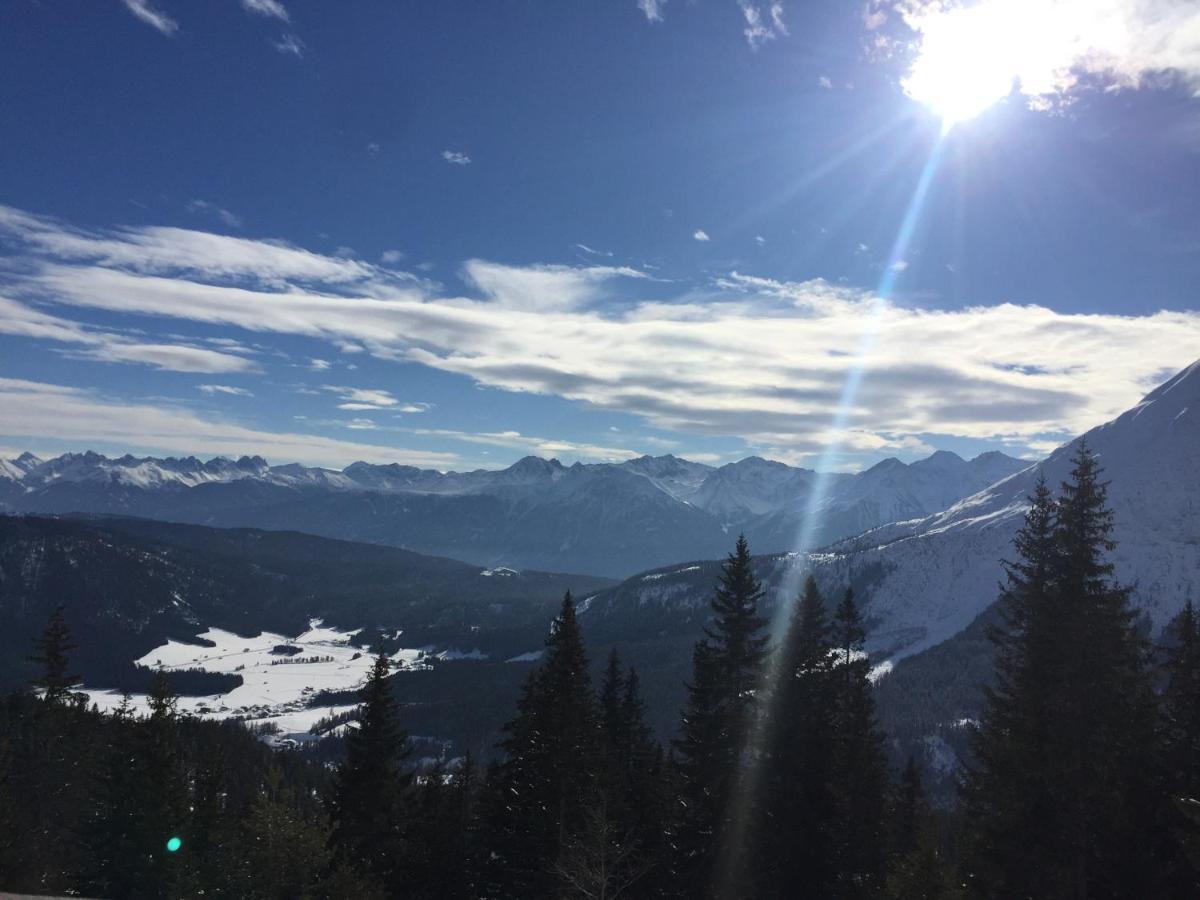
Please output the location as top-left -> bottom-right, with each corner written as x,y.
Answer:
713,135 -> 948,895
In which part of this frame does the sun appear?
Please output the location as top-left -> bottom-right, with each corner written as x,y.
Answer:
901,1 -> 1026,130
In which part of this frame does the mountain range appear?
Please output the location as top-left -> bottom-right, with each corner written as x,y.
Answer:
2,360 -> 1196,767
0,445 -> 1027,578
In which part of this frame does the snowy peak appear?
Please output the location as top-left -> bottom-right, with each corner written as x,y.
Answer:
619,454 -> 714,501
494,455 -> 567,484
813,358 -> 1200,662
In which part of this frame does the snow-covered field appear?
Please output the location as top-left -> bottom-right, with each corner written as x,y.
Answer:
82,619 -> 429,736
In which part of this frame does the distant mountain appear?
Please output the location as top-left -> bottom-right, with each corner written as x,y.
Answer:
0,446 -> 1027,578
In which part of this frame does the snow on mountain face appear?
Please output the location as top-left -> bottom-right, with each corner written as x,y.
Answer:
0,445 -> 1027,577
618,454 -> 714,502
690,457 -> 815,520
805,360 -> 1200,662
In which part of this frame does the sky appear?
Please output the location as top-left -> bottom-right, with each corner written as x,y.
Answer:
1,0 -> 1199,472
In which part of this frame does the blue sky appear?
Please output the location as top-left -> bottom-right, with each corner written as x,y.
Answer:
1,0 -> 1198,471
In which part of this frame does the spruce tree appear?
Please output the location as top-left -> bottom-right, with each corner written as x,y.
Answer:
123,671 -> 189,899
29,605 -> 81,705
672,638 -> 724,895
1160,600 -> 1200,895
672,535 -> 768,898
828,586 -> 888,897
483,592 -> 599,897
960,476 -> 1059,895
760,574 -> 837,897
884,758 -> 960,900
237,766 -> 332,899
594,650 -> 668,897
327,647 -> 412,891
962,448 -> 1160,898
1162,601 -> 1200,803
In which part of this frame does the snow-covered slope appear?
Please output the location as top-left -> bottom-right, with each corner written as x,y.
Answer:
805,360 -> 1200,660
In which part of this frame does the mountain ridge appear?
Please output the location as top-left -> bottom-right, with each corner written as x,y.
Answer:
0,446 -> 1029,577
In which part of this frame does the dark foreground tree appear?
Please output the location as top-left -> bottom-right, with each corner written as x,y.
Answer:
673,535 -> 768,898
759,574 -> 837,896
29,605 -> 81,705
962,448 -> 1160,898
885,757 -> 960,900
481,593 -> 598,897
327,648 -> 411,891
828,586 -> 889,897
1160,600 -> 1200,895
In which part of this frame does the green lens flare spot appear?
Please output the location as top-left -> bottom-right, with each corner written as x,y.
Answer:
166,836 -> 182,853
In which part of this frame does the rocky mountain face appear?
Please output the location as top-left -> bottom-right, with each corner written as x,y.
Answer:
0,446 -> 1026,578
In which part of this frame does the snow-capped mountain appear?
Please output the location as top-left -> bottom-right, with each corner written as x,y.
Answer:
807,359 -> 1200,660
581,360 -> 1200,663
0,444 -> 1027,577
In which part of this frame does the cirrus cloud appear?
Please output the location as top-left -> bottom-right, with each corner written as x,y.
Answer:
2,204 -> 1198,465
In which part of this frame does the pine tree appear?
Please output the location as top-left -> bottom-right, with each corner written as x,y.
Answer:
672,638 -> 724,895
1162,601 -> 1200,801
962,448 -> 1160,898
760,574 -> 837,896
483,592 -> 599,897
237,767 -> 332,899
672,535 -> 768,898
960,476 -> 1058,895
115,671 -> 189,899
828,586 -> 888,897
593,649 -> 668,898
327,647 -> 412,890
884,758 -> 960,900
1160,600 -> 1200,895
29,605 -> 81,705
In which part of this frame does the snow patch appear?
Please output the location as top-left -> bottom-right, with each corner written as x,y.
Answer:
81,620 -> 425,737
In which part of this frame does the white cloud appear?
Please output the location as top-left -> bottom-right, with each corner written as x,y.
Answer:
755,235 -> 767,246
345,418 -> 377,430
380,249 -> 404,264
121,0 -> 178,35
408,427 -> 639,462
186,199 -> 243,229
274,32 -> 304,57
890,259 -> 909,272
0,378 -> 458,469
0,204 -> 403,288
462,259 -> 648,311
5,205 -> 1200,464
324,386 -> 400,409
575,243 -> 613,257
738,1 -> 788,50
693,229 -> 711,242
0,295 -> 256,374
442,150 -> 472,165
818,75 -> 834,89
199,384 -> 254,397
890,0 -> 1200,117
242,0 -> 289,21
309,358 -> 332,371
638,0 -> 666,23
